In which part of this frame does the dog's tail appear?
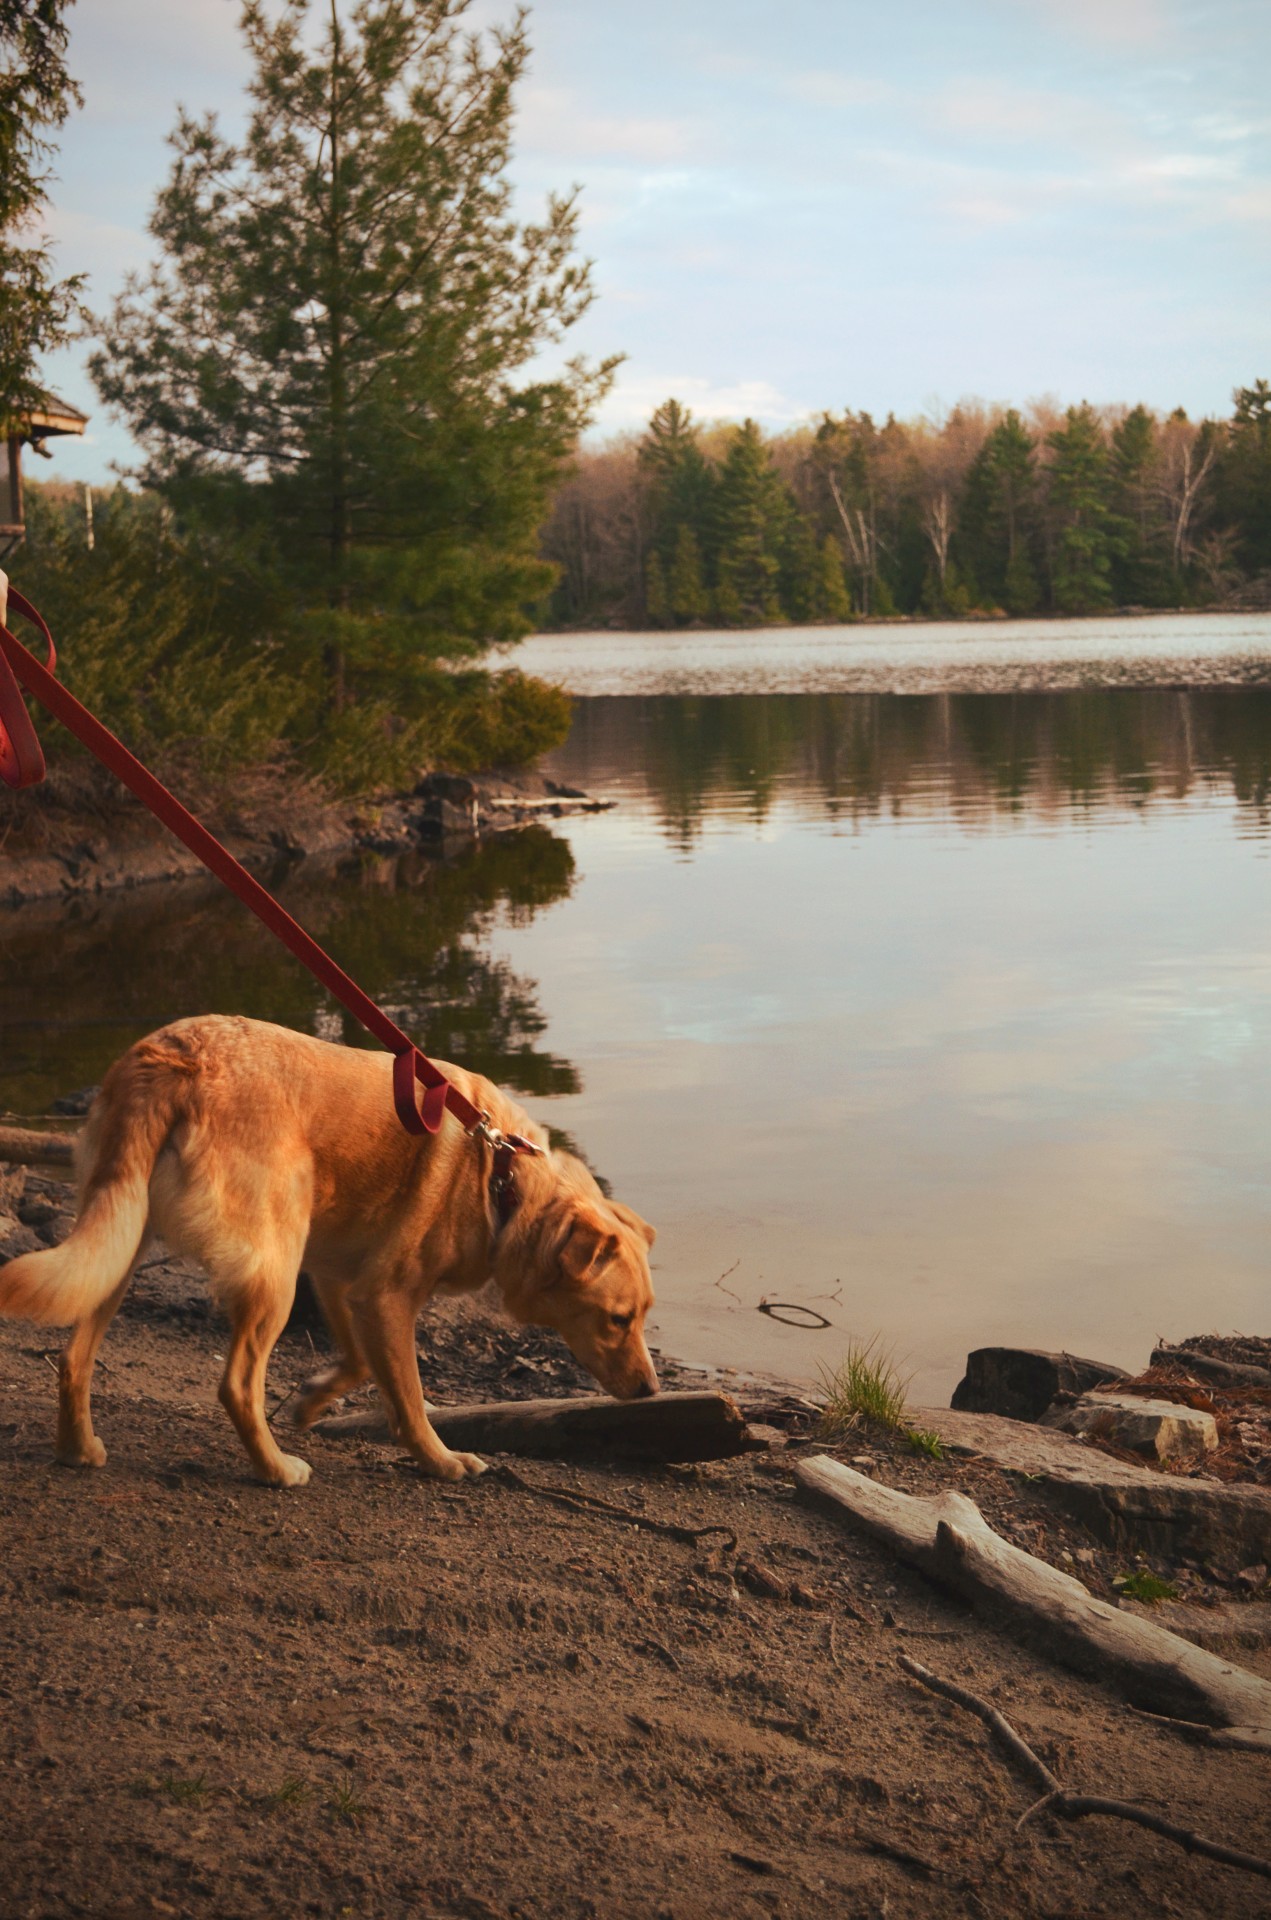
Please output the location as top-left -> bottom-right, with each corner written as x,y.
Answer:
0,1035 -> 194,1327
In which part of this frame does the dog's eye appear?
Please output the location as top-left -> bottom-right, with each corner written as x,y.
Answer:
609,1311 -> 634,1330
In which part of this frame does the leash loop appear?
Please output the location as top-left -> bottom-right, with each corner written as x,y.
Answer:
0,588 -> 56,789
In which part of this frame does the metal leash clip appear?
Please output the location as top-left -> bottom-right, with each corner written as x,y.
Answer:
467,1112 -> 546,1157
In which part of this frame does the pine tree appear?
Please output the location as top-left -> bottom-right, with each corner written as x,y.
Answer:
644,548 -> 669,626
1109,404 -> 1168,604
814,532 -> 851,621
1217,380 -> 1271,574
91,0 -> 615,723
638,396 -> 715,594
0,0 -> 84,417
712,419 -> 788,625
1046,405 -> 1122,613
668,523 -> 706,623
961,410 -> 1038,612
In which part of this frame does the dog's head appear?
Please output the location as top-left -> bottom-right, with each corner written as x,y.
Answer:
511,1163 -> 659,1399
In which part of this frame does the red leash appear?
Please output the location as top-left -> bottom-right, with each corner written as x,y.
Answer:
0,581 -> 531,1153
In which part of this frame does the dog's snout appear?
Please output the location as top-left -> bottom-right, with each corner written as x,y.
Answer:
632,1373 -> 658,1399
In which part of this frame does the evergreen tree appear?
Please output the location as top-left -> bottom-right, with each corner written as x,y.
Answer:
1109,404 -> 1168,603
712,419 -> 788,625
814,532 -> 851,621
644,547 -> 669,626
1046,405 -> 1122,613
961,410 -> 1039,612
0,0 -> 84,416
91,0 -> 614,726
777,510 -> 819,623
1217,380 -> 1271,574
668,523 -> 706,623
637,396 -> 715,604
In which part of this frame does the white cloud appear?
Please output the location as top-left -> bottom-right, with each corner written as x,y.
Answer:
935,77 -> 1126,151
45,207 -> 151,284
1128,152 -> 1241,182
1011,0 -> 1171,46
516,85 -> 701,166
778,71 -> 893,112
591,372 -> 808,435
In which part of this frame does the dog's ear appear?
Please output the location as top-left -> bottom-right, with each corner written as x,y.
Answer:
608,1199 -> 656,1249
558,1211 -> 621,1283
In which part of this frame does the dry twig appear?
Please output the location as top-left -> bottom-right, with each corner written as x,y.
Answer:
494,1463 -> 738,1550
899,1655 -> 1271,1882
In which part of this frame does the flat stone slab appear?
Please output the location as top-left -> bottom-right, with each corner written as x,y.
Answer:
1042,1392 -> 1218,1463
912,1405 -> 1271,1566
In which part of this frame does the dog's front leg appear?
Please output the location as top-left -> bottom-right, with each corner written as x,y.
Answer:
350,1285 -> 486,1481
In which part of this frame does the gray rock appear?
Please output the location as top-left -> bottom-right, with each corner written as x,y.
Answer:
950,1346 -> 1127,1422
914,1405 -> 1271,1565
1042,1392 -> 1218,1462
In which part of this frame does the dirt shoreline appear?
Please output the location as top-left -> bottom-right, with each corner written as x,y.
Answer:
3,1172 -> 1271,1917
0,768 -> 611,909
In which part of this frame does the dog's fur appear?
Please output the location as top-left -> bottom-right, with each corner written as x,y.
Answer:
0,1015 -> 658,1485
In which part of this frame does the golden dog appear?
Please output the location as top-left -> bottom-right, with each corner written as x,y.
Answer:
0,1015 -> 658,1485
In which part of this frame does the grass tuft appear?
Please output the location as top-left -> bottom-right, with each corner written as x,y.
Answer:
818,1338 -> 910,1438
904,1426 -> 944,1460
263,1776 -> 313,1812
157,1774 -> 208,1806
327,1780 -> 366,1827
1114,1571 -> 1179,1605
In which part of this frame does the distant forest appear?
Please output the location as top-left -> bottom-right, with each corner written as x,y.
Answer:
538,381 -> 1271,629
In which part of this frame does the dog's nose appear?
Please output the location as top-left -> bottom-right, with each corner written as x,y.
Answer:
632,1373 -> 658,1398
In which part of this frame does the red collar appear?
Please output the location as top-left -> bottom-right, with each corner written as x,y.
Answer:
472,1119 -> 544,1235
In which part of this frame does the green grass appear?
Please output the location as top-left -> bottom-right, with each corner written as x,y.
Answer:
1114,1571 -> 1179,1605
904,1426 -> 945,1460
327,1780 -> 366,1827
818,1338 -> 910,1437
263,1776 -> 313,1812
157,1774 -> 209,1805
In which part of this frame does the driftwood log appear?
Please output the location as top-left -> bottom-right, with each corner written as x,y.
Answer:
1151,1343 -> 1271,1389
796,1454 -> 1271,1751
316,1389 -> 752,1464
0,1125 -> 75,1168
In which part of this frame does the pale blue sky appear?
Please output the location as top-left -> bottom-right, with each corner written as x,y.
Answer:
34,0 -> 1271,484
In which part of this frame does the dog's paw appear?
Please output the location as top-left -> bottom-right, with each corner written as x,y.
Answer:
425,1448 -> 488,1482
263,1452 -> 312,1489
54,1436 -> 107,1469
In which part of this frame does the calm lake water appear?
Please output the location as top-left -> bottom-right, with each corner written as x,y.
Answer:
5,612 -> 1271,1403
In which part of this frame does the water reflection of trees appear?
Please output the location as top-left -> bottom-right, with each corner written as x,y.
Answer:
0,825 -> 578,1113
558,690 -> 1271,844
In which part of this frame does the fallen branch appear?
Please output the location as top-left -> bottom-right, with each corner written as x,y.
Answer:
316,1389 -> 751,1464
494,1463 -> 737,1550
796,1454 -> 1271,1749
900,1655 -> 1271,1882
0,1124 -> 75,1169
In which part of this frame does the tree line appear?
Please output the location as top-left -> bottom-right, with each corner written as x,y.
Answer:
539,387 -> 1271,630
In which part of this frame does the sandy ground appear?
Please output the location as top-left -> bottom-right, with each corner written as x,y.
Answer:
2,1185 -> 1271,1919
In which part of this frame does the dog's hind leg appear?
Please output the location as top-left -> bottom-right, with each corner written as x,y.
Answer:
218,1270 -> 314,1488
349,1285 -> 486,1481
292,1276 -> 370,1431
54,1267 -> 137,1468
